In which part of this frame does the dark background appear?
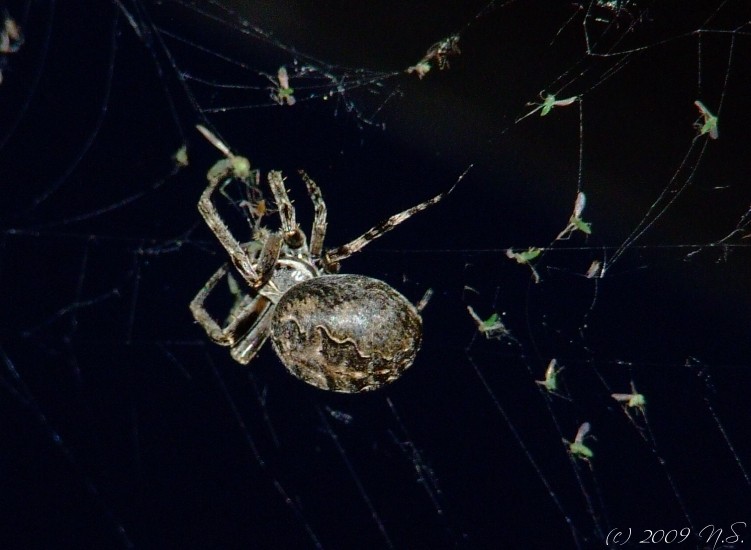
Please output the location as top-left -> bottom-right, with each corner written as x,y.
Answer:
1,1 -> 750,548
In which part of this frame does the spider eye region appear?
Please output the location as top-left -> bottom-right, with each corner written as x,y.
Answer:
270,274 -> 422,393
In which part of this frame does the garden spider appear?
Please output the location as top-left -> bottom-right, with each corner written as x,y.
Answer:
190,125 -> 460,392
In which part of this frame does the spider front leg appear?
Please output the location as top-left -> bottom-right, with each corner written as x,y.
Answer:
267,171 -> 306,249
199,169 -> 265,289
196,125 -> 265,288
324,172 -> 467,265
299,170 -> 328,260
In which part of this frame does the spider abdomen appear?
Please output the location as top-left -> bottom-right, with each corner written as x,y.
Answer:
270,274 -> 422,393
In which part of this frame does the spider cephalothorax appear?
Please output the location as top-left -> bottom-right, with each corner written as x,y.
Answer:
190,125 -> 456,393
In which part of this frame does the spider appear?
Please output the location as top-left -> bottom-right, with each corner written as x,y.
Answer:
190,125 -> 460,393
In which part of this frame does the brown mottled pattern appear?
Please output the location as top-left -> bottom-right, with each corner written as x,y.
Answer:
271,274 -> 422,392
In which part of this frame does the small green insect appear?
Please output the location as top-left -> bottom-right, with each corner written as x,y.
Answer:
571,217 -> 592,235
540,93 -> 577,116
173,145 -> 189,169
506,247 -> 542,264
693,100 -> 718,140
557,192 -> 592,240
466,306 -> 511,340
505,247 -> 542,283
271,66 -> 296,106
197,125 -> 254,183
536,359 -> 563,393
566,422 -> 594,462
612,382 -> 647,417
519,93 -> 578,122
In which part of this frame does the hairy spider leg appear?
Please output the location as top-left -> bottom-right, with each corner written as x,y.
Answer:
325,178 -> 463,264
197,124 -> 285,289
198,168 -> 262,286
230,301 -> 275,364
191,263 -> 233,343
267,171 -> 308,249
298,170 -> 328,260
267,171 -> 297,235
190,264 -> 261,343
190,261 -> 277,364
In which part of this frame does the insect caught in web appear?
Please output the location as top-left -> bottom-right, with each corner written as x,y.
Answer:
612,381 -> 647,423
535,359 -> 564,395
693,100 -> 718,140
269,66 -> 296,106
190,125 -> 465,392
556,191 -> 592,240
517,93 -> 578,122
565,422 -> 594,462
407,34 -> 461,79
466,306 -> 513,341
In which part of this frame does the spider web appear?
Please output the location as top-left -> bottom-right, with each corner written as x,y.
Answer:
2,1 -> 750,548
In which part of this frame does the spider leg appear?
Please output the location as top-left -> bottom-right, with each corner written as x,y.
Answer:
267,171 -> 296,233
198,176 -> 261,287
190,263 -> 232,344
190,263 -> 259,344
268,171 -> 306,248
255,232 -> 283,289
196,124 -> 266,285
325,169 -> 469,264
190,262 -> 274,360
229,305 -> 274,364
299,170 -> 327,258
